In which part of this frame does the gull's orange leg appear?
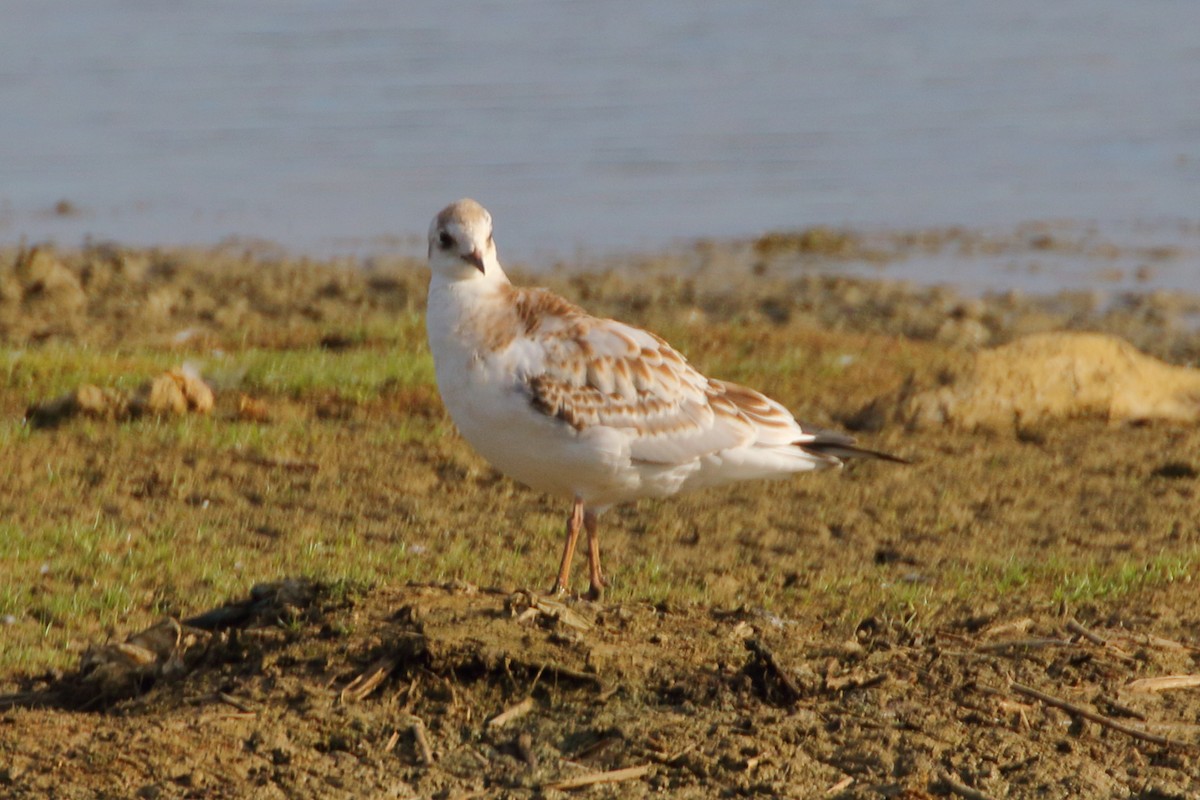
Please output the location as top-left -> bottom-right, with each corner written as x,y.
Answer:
583,509 -> 609,601
551,497 -> 585,595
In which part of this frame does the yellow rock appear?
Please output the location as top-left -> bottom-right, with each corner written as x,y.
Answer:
28,366 -> 214,427
130,366 -> 213,417
903,332 -> 1200,431
132,373 -> 188,416
170,366 -> 215,413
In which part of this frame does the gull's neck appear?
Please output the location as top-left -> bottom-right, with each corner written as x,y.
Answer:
427,258 -> 522,359
429,256 -> 512,298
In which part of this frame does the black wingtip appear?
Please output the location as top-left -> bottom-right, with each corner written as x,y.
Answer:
796,440 -> 911,465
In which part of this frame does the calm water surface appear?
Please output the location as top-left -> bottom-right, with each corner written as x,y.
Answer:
1,2 -> 1198,291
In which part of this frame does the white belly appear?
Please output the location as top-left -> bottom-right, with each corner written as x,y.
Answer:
427,299 -> 640,504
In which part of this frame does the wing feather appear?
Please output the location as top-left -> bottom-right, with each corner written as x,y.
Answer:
508,287 -> 806,465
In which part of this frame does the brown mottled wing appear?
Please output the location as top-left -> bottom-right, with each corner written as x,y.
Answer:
512,288 -> 806,465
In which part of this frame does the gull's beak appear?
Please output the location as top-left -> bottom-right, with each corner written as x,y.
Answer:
463,248 -> 486,273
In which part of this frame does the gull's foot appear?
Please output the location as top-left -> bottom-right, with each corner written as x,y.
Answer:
584,568 -> 609,601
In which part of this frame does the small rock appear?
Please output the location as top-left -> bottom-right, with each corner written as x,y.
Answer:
132,372 -> 188,416
174,366 -> 215,413
130,367 -> 214,417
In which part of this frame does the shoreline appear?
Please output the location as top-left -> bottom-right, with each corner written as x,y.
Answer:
4,237 -> 1199,367
3,214 -> 1199,297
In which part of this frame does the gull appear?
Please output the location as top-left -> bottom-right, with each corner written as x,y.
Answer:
425,199 -> 905,600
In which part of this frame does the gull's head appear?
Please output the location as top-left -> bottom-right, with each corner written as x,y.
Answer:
428,199 -> 502,283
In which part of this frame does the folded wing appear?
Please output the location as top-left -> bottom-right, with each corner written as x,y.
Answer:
512,288 -> 816,465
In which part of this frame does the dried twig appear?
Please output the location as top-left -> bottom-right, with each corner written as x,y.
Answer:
487,696 -> 535,730
341,655 -> 400,703
573,735 -> 623,761
938,770 -> 994,800
216,692 -> 255,713
1135,633 -> 1200,653
1010,682 -> 1171,746
1064,620 -> 1136,662
745,638 -> 803,703
410,717 -> 434,765
544,764 -> 652,791
978,618 -> 1033,640
825,672 -> 886,692
663,741 -> 698,765
521,660 -> 604,689
977,638 -> 1073,653
1066,618 -> 1106,646
1124,675 -> 1200,694
826,775 -> 854,794
384,729 -> 400,753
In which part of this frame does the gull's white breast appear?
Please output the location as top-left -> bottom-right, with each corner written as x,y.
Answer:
426,282 -> 693,506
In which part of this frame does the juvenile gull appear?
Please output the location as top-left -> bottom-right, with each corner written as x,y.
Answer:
425,199 -> 904,599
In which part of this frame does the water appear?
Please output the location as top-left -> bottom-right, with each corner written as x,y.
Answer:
1,1 -> 1198,292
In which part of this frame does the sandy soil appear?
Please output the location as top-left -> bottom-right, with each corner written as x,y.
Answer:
1,239 -> 1199,798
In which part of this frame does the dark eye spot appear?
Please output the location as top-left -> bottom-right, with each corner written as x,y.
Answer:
438,231 -> 454,249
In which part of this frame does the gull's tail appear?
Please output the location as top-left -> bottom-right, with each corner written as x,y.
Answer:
795,427 -> 909,466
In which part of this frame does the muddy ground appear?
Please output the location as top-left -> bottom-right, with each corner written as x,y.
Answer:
1,235 -> 1199,798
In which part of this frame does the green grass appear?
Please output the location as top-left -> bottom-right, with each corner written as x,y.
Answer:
0,332 -> 443,674
231,338 -> 433,402
2,309 -> 430,405
1050,551 -> 1196,604
2,304 -> 1198,676
234,348 -> 426,398
0,509 -> 435,673
958,550 -> 1198,607
2,346 -> 175,399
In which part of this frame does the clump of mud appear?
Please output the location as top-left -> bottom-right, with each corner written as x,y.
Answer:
25,366 -> 215,428
852,332 -> 1200,433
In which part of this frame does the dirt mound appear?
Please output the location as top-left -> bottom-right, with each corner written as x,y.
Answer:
3,581 -> 1198,798
24,366 -> 215,428
854,333 -> 1200,433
